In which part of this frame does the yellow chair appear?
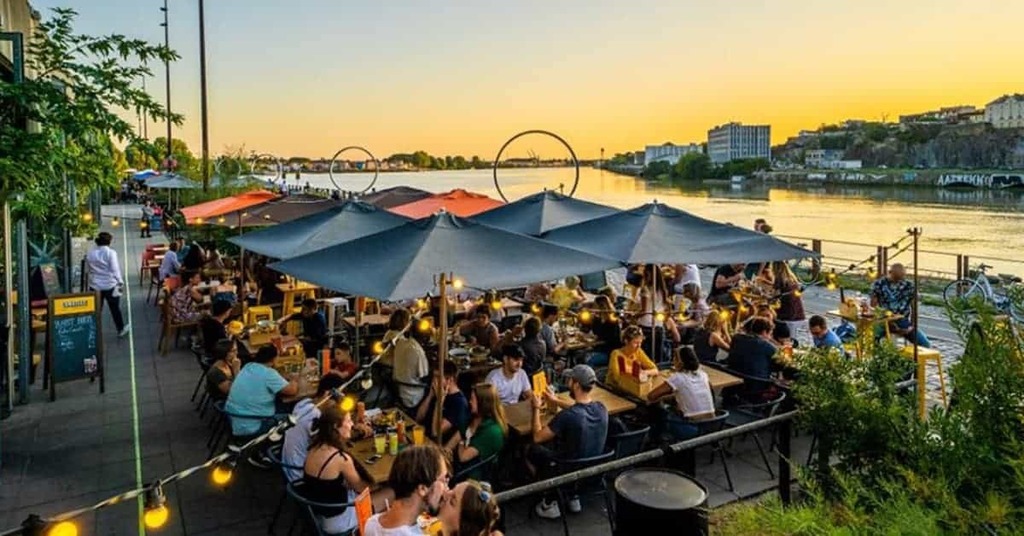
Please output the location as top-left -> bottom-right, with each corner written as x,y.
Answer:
901,345 -> 947,406
246,306 -> 274,326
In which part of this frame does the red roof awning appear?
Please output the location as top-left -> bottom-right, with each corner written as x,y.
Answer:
180,190 -> 279,224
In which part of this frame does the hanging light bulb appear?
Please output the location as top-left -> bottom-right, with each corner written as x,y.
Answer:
211,462 -> 234,486
579,310 -> 592,323
655,312 -> 666,322
826,282 -> 837,291
530,303 -> 542,315
416,298 -> 427,310
418,318 -> 431,332
339,396 -> 357,412
793,289 -> 803,297
142,483 -> 169,529
140,220 -> 149,229
217,216 -> 226,224
719,310 -> 731,320
452,278 -> 464,290
608,312 -> 618,322
80,212 -> 93,223
111,217 -> 120,227
371,341 -> 384,355
490,299 -> 502,311
195,217 -> 204,225
46,521 -> 78,536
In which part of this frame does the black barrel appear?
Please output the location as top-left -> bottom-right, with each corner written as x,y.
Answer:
613,468 -> 708,536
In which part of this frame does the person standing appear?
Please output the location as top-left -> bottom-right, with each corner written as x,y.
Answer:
140,201 -> 154,238
86,232 -> 130,337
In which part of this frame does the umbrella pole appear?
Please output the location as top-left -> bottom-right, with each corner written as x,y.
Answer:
434,273 -> 448,438
650,265 -> 657,359
355,297 -> 362,365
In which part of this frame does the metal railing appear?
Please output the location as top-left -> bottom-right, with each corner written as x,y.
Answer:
493,411 -> 799,506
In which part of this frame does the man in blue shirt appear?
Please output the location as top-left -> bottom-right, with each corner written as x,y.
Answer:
225,345 -> 299,437
809,315 -> 844,352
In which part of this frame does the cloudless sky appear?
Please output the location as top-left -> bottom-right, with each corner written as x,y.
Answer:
29,0 -> 1024,159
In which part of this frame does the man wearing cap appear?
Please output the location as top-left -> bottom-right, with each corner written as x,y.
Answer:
530,364 -> 609,519
484,345 -> 533,405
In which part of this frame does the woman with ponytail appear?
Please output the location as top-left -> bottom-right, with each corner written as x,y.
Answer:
437,481 -> 503,536
302,405 -> 376,534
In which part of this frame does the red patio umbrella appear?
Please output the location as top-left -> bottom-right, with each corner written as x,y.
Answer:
388,188 -> 503,219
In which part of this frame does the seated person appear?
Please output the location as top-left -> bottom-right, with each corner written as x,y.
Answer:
199,300 -> 233,356
539,304 -> 568,359
277,298 -> 328,357
302,405 -> 378,535
363,445 -> 449,535
550,275 -> 585,310
809,315 -> 845,352
727,317 -> 778,381
205,339 -> 240,402
225,345 -> 299,437
529,365 -> 609,519
457,305 -> 501,355
484,345 -> 533,405
281,373 -> 348,482
384,309 -> 430,408
438,481 -> 503,536
585,295 -> 622,368
445,383 -> 508,480
871,263 -> 931,348
647,347 -> 715,440
158,241 -> 181,281
499,317 -> 546,375
707,263 -> 746,307
324,342 -> 357,379
170,270 -> 204,323
606,326 -> 657,392
693,313 -> 731,363
415,361 -> 470,442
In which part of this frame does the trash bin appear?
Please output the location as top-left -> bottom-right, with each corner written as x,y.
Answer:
149,215 -> 162,232
613,468 -> 708,536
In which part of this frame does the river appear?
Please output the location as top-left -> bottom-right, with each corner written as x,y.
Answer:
293,167 -> 1024,278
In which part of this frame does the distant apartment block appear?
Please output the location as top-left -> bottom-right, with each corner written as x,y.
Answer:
804,149 -> 844,168
985,95 -> 1024,129
644,142 -> 702,165
707,123 -> 771,164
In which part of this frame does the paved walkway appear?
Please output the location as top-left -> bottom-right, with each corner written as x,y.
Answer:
2,205 -> 951,535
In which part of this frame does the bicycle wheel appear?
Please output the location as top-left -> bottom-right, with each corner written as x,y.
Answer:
789,257 -> 819,285
943,279 -> 983,311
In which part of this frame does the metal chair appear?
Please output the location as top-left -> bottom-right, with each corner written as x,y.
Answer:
285,480 -> 356,536
452,452 -> 499,485
549,450 -> 616,536
265,443 -> 305,535
692,409 -> 732,491
207,399 -> 280,458
724,391 -> 787,478
603,426 -> 650,534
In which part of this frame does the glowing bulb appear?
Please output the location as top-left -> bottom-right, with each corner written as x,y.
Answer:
531,304 -> 542,315
47,521 -> 78,536
655,312 -> 666,322
211,465 -> 233,486
737,306 -> 747,314
826,283 -> 837,291
111,217 -> 120,227
81,213 -> 93,222
339,396 -> 356,412
217,216 -> 226,223
143,505 -> 169,529
793,290 -> 802,297
418,319 -> 431,332
452,278 -> 464,290
579,310 -> 592,322
195,217 -> 204,224
371,341 -> 384,354
416,298 -> 426,309
490,300 -> 502,311
140,221 -> 149,229
719,310 -> 731,320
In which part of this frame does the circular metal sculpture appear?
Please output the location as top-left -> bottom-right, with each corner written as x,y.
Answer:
492,129 -> 580,202
328,146 -> 380,194
213,156 -> 243,178
249,153 -> 284,181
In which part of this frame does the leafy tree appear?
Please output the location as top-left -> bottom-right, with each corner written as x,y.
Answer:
673,152 -> 711,181
0,7 -> 180,237
642,160 -> 671,179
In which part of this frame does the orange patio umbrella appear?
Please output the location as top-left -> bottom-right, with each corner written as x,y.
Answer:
180,190 -> 279,225
388,188 -> 503,219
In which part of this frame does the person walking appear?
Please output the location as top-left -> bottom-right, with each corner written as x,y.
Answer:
140,201 -> 154,238
86,232 -> 130,337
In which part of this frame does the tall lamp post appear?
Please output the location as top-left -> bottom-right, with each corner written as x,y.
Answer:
198,0 -> 210,191
159,0 -> 172,167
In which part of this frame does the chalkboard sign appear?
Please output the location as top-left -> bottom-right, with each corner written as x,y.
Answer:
47,292 -> 104,401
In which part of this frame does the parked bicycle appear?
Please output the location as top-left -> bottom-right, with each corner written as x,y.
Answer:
943,264 -> 1024,322
789,242 -> 821,285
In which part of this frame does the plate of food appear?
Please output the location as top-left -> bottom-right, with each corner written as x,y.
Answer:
449,347 -> 469,358
470,346 -> 490,358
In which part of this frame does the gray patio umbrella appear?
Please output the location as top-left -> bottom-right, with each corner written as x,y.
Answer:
541,201 -> 816,265
269,210 -> 620,436
228,200 -> 410,259
214,194 -> 342,228
145,173 -> 198,189
471,190 -> 619,236
269,210 -> 620,302
358,186 -> 432,209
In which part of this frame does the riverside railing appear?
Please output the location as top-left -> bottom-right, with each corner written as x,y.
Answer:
775,233 -> 1024,283
493,411 -> 800,507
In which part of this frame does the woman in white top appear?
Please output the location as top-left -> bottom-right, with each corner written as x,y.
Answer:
647,347 -> 715,440
86,232 -> 129,336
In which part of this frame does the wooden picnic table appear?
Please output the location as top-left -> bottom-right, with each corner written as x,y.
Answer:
636,367 -> 744,405
346,410 -> 433,485
343,314 -> 390,328
504,385 -> 637,436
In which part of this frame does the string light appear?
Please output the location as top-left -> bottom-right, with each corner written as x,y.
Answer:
80,212 -> 92,222
416,298 -> 427,310
530,303 -> 542,315
211,463 -> 233,486
339,396 -> 357,412
142,484 -> 169,529
608,313 -> 618,322
655,312 -> 666,322
490,300 -> 502,311
452,278 -> 464,290
417,319 -> 431,332
47,521 -> 78,536
371,341 -> 384,354
579,310 -> 592,322
111,217 -> 120,227
217,216 -> 226,224
719,310 -> 731,320
140,220 -> 149,229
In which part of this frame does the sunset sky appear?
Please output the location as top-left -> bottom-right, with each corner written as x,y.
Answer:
31,0 -> 1024,159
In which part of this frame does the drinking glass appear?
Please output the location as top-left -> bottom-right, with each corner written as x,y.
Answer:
374,433 -> 386,455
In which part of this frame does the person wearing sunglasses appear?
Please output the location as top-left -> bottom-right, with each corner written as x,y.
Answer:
437,480 -> 503,536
